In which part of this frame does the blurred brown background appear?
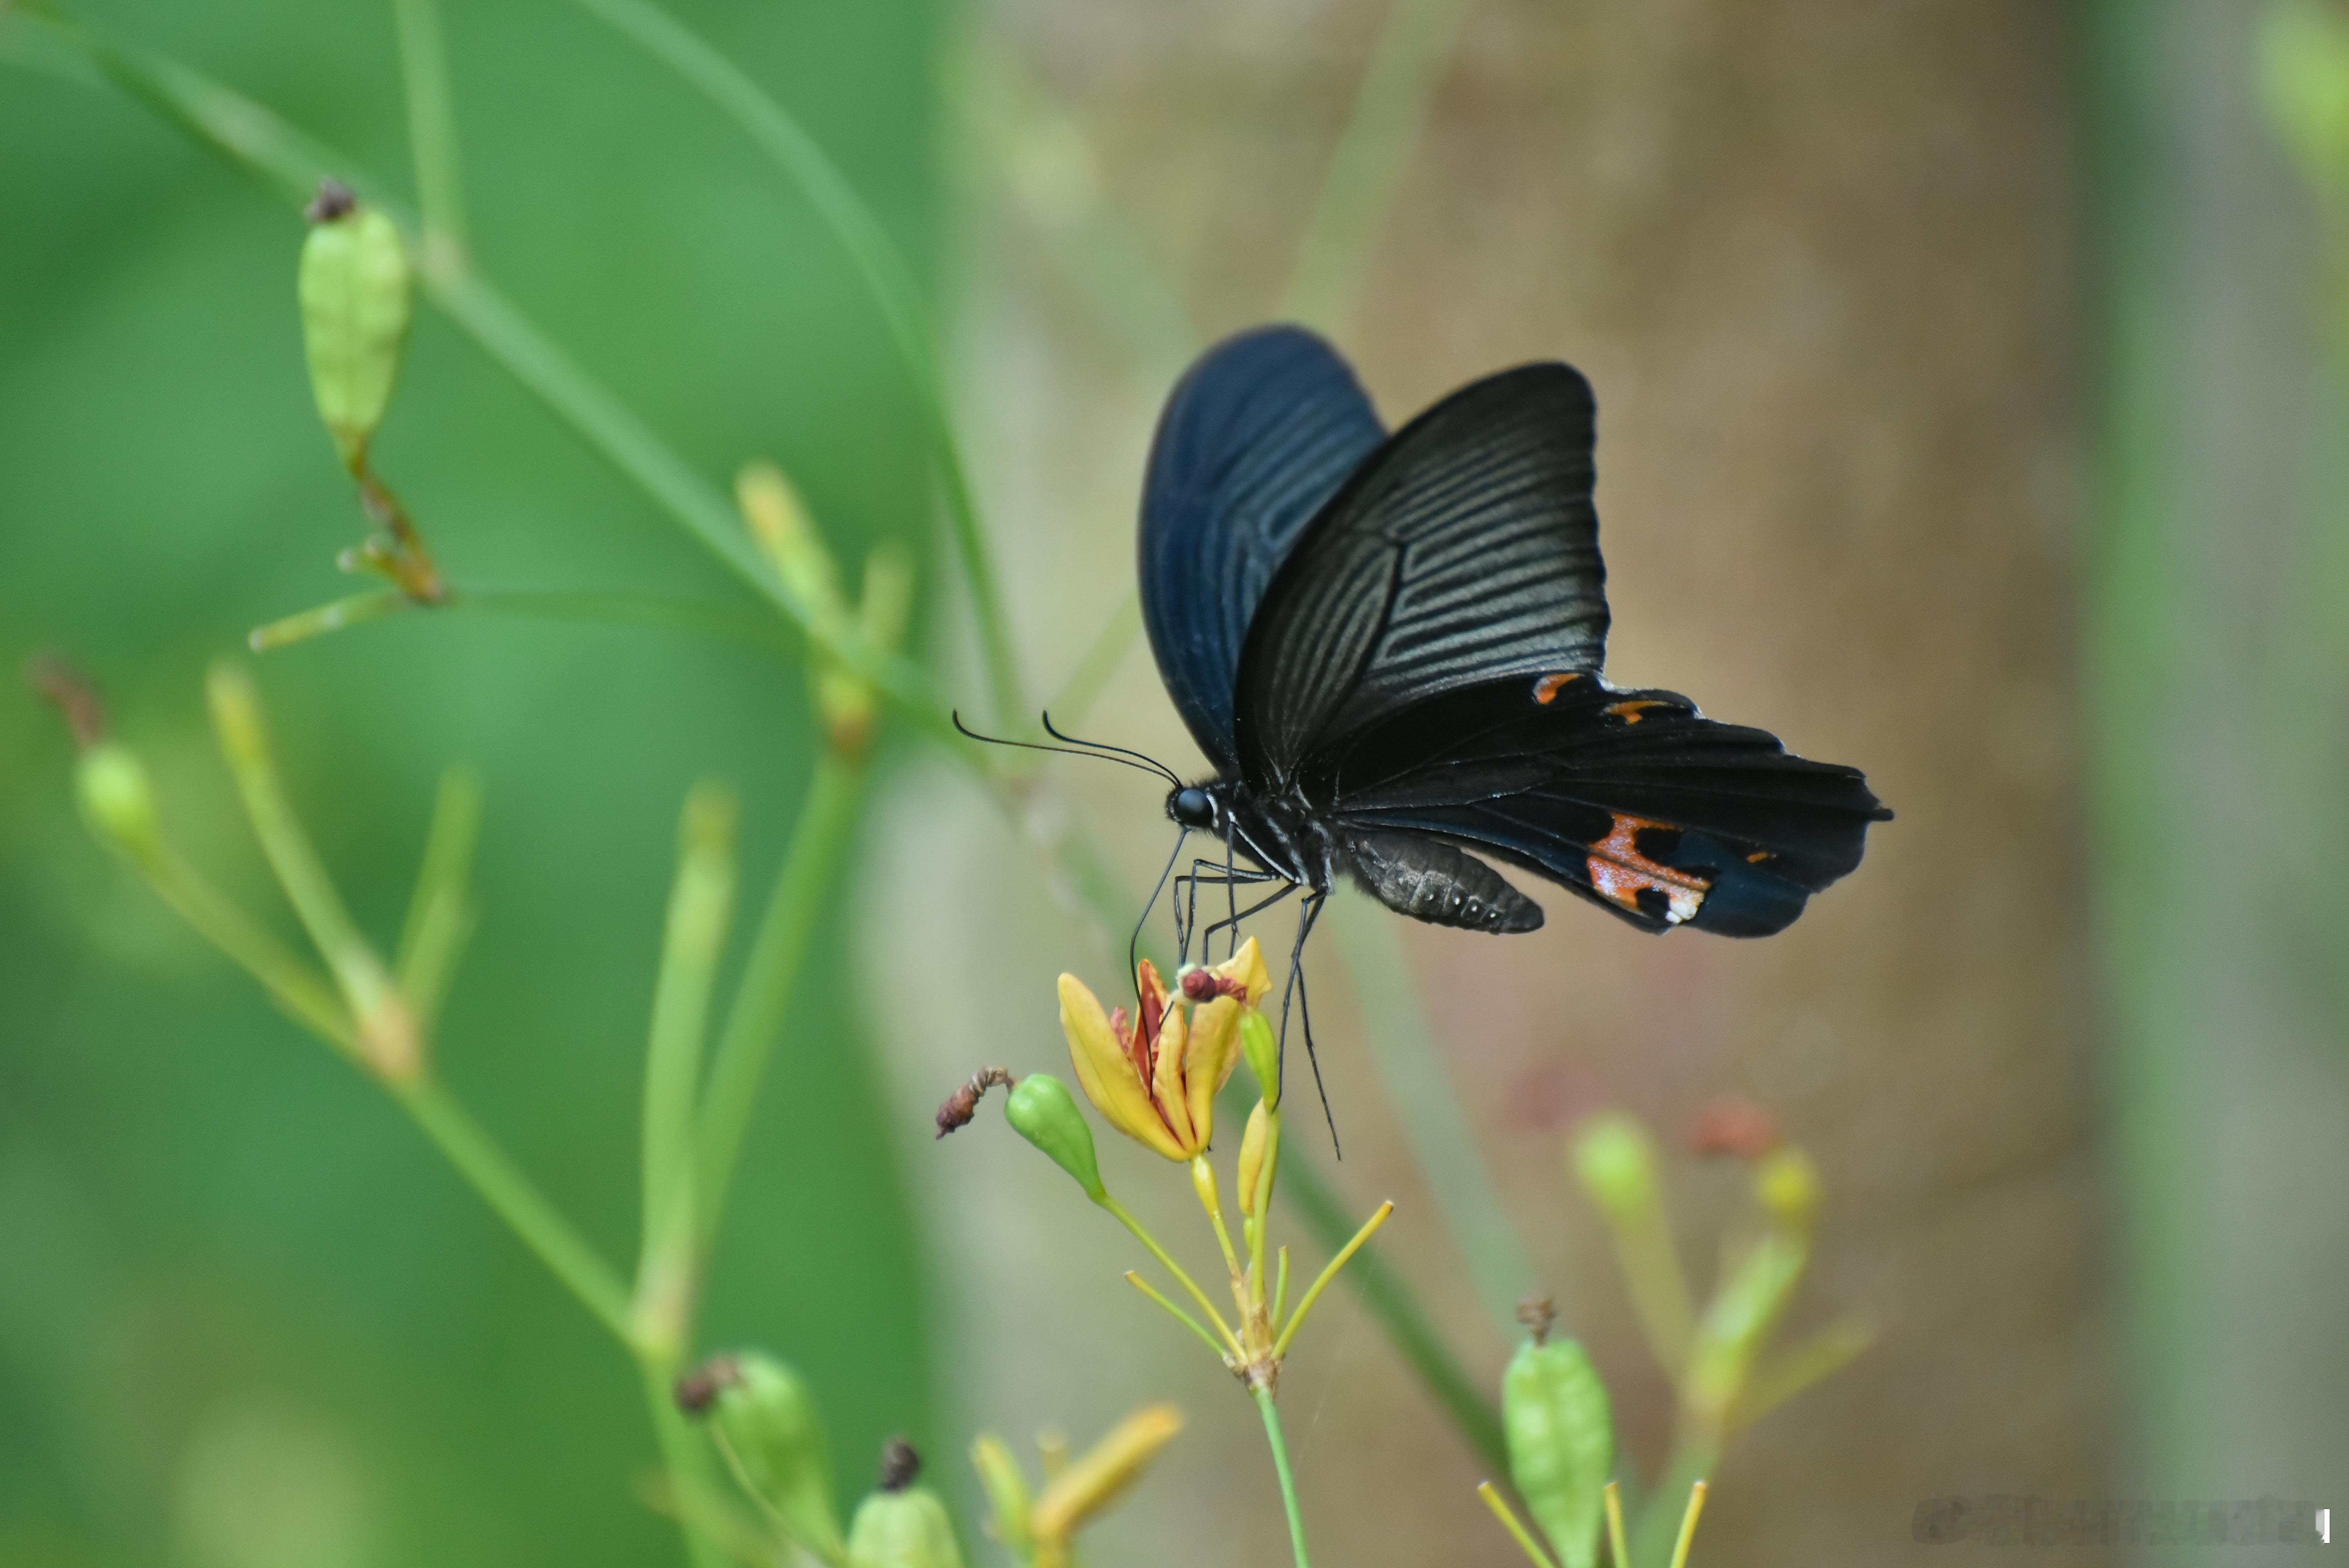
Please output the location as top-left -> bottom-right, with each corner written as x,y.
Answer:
884,2 -> 2119,1564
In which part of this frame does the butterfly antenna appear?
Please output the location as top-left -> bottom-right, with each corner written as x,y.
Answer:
952,711 -> 1182,785
1132,828 -> 1187,994
1039,711 -> 1184,788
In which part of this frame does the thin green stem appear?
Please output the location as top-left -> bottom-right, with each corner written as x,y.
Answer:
1273,1245 -> 1291,1327
1121,1270 -> 1230,1361
1280,0 -> 1473,331
694,752 -> 865,1249
390,0 -> 466,260
133,843 -> 356,1054
636,783 -> 738,1352
395,766 -> 482,1033
456,588 -> 798,657
1476,1481 -> 1560,1568
1190,1153 -> 1244,1284
637,1357 -> 731,1568
1224,1077 -> 1503,1470
207,662 -> 418,1081
1631,1438 -> 1715,1568
1732,1315 -> 1874,1434
1272,1200 -> 1392,1359
1098,1193 -> 1241,1354
1253,1384 -> 1311,1568
1326,891 -> 1531,1338
397,1078 -> 637,1341
247,590 -> 415,650
563,0 -> 1026,727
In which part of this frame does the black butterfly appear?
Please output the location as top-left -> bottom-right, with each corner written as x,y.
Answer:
1121,325 -> 1890,1070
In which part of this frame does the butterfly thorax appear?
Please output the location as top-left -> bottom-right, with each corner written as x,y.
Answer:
1168,779 -> 1337,892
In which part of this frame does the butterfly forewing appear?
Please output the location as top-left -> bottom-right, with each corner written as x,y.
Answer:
1234,363 -> 1609,785
1139,326 -> 1387,772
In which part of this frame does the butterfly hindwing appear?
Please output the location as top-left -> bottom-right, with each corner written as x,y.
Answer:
1233,363 -> 1609,785
1320,675 -> 1890,937
1139,326 -> 1386,772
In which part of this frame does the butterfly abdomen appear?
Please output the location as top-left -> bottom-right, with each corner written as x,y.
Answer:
1343,829 -> 1544,933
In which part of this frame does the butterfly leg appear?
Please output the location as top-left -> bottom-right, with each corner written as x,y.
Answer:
1276,891 -> 1338,1156
1175,861 -> 1280,965
1198,878 -> 1296,963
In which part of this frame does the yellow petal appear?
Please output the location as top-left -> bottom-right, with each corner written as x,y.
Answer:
1030,1404 -> 1185,1545
1211,935 -> 1273,1009
1148,1002 -> 1198,1155
1059,974 -> 1184,1160
1182,995 -> 1242,1148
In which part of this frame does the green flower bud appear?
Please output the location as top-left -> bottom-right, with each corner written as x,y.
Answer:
1503,1336 -> 1615,1568
1004,1073 -> 1105,1203
848,1474 -> 965,1568
1570,1112 -> 1659,1224
1754,1146 -> 1821,1232
1239,1009 -> 1278,1110
75,742 -> 159,859
681,1352 -> 845,1562
298,184 -> 412,469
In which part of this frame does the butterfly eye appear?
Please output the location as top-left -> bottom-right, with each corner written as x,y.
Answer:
1169,788 -> 1215,827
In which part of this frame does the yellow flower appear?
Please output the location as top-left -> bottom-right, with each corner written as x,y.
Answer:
1059,937 -> 1267,1160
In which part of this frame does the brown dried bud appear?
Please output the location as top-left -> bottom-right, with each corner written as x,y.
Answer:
1690,1097 -> 1781,1161
1516,1295 -> 1558,1346
305,179 -> 358,224
935,1067 -> 1013,1138
878,1435 -> 921,1492
674,1354 -> 740,1415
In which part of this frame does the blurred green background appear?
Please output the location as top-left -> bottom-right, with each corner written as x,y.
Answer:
1,2 -> 939,1563
6,1 -> 2348,1565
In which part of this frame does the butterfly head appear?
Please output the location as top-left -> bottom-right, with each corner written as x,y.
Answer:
1166,785 -> 1217,829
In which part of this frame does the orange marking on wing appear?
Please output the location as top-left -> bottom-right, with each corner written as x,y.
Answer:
1587,814 -> 1711,925
1746,850 -> 1773,864
1605,699 -> 1667,724
1532,672 -> 1583,705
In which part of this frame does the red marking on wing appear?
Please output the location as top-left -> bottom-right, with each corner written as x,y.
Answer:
1587,814 -> 1711,925
1532,672 -> 1583,705
1605,699 -> 1668,724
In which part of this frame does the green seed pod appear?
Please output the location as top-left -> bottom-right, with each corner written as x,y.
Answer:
1503,1336 -> 1615,1568
75,742 -> 160,859
298,184 -> 411,469
847,1485 -> 965,1568
1239,1009 -> 1279,1110
683,1352 -> 845,1562
1003,1073 -> 1105,1203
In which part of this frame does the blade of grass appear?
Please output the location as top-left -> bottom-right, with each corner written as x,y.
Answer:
1280,0 -> 1475,331
561,0 -> 1025,727
390,0 -> 466,260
